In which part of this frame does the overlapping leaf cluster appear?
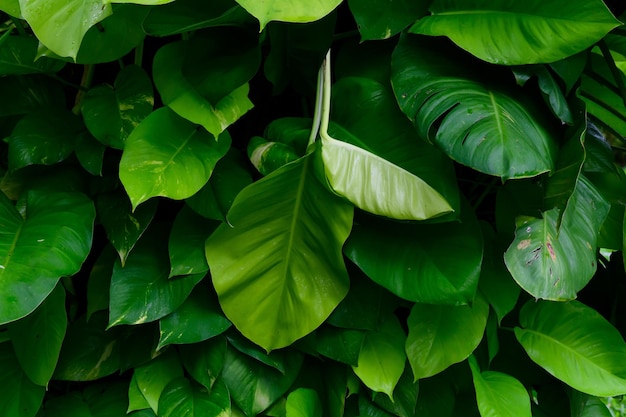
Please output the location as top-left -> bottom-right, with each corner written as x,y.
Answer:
2,0 -> 626,416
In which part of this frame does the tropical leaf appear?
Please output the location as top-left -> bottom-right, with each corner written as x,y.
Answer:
0,190 -> 94,325
134,350 -> 184,414
410,0 -> 621,65
504,175 -> 609,300
234,0 -> 342,29
286,388 -> 323,417
468,355 -> 532,417
0,341 -> 45,417
247,136 -> 300,176
179,337 -> 227,392
119,107 -> 230,210
205,153 -> 353,351
0,36 -> 64,76
515,300 -> 626,397
168,206 -> 218,277
392,35 -> 558,180
158,377 -> 230,417
19,0 -> 112,59
348,0 -> 427,40
406,294 -> 489,380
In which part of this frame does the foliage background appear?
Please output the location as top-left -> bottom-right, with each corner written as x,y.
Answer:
2,0 -> 626,416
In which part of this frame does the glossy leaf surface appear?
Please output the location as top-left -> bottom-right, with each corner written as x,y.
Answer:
392,35 -> 557,180
515,300 -> 626,397
348,0 -> 426,40
286,388 -> 322,417
0,36 -> 64,75
158,377 -> 230,417
134,350 -> 184,414
0,190 -> 94,325
410,0 -> 621,65
119,107 -> 230,210
168,206 -> 217,277
206,154 -> 353,351
235,0 -> 342,29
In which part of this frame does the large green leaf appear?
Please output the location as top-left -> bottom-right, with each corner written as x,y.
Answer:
0,36 -> 64,76
352,314 -> 406,399
348,0 -> 426,40
0,342 -> 45,417
410,0 -> 621,65
82,64 -> 154,149
205,153 -> 353,351
406,295 -> 488,380
504,175 -> 609,300
152,30 -> 259,138
159,377 -> 230,417
392,35 -> 557,180
179,337 -> 227,392
345,205 -> 482,305
0,190 -> 94,325
8,284 -> 66,386
108,226 -> 204,327
234,0 -> 342,29
286,388 -> 322,417
468,355 -> 531,417
515,300 -> 626,397
19,0 -> 112,59
119,107 -> 230,210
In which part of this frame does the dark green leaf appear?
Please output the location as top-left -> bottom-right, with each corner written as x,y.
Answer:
168,205 -> 218,277
158,377 -> 230,417
0,75 -> 64,117
134,349 -> 184,414
180,337 -> 227,391
315,326 -> 365,366
248,136 -> 300,176
0,36 -> 64,75
374,366 -> 419,417
0,342 -> 45,417
74,131 -> 105,176
86,245 -> 115,320
569,390 -> 612,417
348,0 -> 427,40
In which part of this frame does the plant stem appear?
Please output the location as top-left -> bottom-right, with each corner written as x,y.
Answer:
308,56 -> 325,147
10,16 -> 27,36
72,64 -> 95,115
134,40 -> 144,67
320,49 -> 332,141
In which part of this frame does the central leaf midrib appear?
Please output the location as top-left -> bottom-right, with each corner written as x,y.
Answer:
432,9 -> 611,25
1,221 -> 24,273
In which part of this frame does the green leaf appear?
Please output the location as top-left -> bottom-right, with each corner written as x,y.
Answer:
234,0 -> 342,30
248,136 -> 301,176
410,0 -> 621,65
86,246 -> 115,320
8,108 -> 82,171
134,349 -> 184,414
374,366 -> 420,417
392,35 -> 558,180
82,64 -> 154,149
0,343 -> 45,417
54,312 -> 122,381
0,75 -> 64,118
286,388 -> 322,417
157,282 -> 231,349
128,373 -> 151,413
345,205 -> 482,305
515,300 -> 626,397
227,334 -> 289,372
0,0 -> 20,16
97,191 -> 157,266
8,284 -> 66,386
222,345 -> 303,416
108,226 -> 204,327
569,390 -> 613,417
19,0 -> 112,59
119,107 -> 230,210
504,175 -> 609,300
468,355 -> 532,417
0,36 -> 64,75
315,325 -> 365,366
352,314 -> 406,399
168,206 -> 218,277
0,190 -> 94,325
143,0 -> 253,37
406,294 -> 489,380
180,337 -> 227,391
348,0 -> 427,40
205,153 -> 353,351
74,4 -> 148,64
152,30 -> 259,138
159,377 -> 231,417
74,131 -> 105,176
45,381 -> 128,417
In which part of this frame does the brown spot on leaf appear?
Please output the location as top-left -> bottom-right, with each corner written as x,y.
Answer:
517,239 -> 531,250
546,242 -> 556,261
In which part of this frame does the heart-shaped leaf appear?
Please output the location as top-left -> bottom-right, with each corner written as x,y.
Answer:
235,0 -> 342,30
119,107 -> 230,210
159,377 -> 230,417
286,388 -> 323,417
168,206 -> 218,277
0,190 -> 95,325
205,153 -> 353,351
134,350 -> 184,414
19,0 -> 111,59
0,344 -> 45,417
82,64 -> 153,149
515,300 -> 626,396
392,35 -> 558,180
410,0 -> 621,65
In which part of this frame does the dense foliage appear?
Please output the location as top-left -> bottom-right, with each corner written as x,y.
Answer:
2,0 -> 626,416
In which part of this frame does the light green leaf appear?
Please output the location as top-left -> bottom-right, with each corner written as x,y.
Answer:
352,314 -> 406,399
106,0 -> 172,5
504,175 -> 609,300
159,377 -> 230,417
0,190 -> 94,325
128,373 -> 151,413
205,154 -> 353,351
82,64 -> 153,149
0,36 -> 64,75
468,355 -> 532,417
516,300 -> 626,397
152,30 -> 259,138
410,0 -> 621,65
8,284 -> 66,386
0,0 -> 20,16
168,206 -> 217,277
406,294 -> 488,380
286,388 -> 322,417
119,107 -> 230,210
348,0 -> 426,40
108,226 -> 204,327
135,350 -> 184,414
392,35 -> 558,180
0,342 -> 44,417
344,204 -> 482,305
374,366 -> 420,417
235,0 -> 342,30
19,0 -> 112,59
157,282 -> 231,349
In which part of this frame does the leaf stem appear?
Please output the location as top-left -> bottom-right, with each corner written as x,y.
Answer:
308,49 -> 332,147
72,64 -> 95,115
134,40 -> 144,67
308,56 -> 325,147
